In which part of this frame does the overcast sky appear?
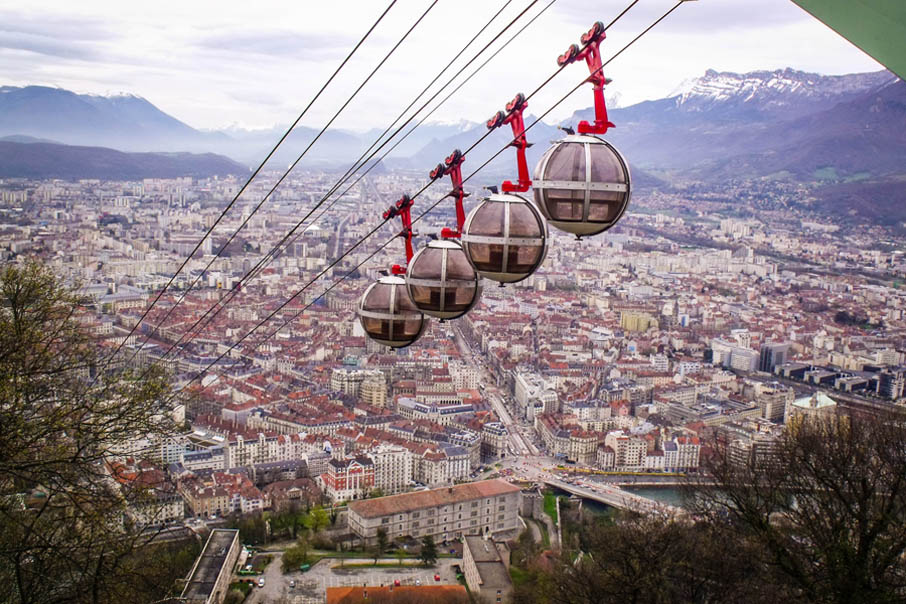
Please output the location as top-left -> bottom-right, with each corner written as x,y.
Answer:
1,0 -> 884,131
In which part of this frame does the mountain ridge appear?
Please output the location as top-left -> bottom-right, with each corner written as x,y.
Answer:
2,68 -> 904,223
0,140 -> 249,180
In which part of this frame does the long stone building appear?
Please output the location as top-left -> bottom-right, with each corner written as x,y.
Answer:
346,479 -> 521,546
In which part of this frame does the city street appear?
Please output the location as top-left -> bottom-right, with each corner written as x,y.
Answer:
452,325 -> 539,457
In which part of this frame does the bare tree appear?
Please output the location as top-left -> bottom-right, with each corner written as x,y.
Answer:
690,410 -> 906,604
0,262 -> 179,603
522,512 -> 782,604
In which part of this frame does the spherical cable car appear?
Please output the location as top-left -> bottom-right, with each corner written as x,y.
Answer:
465,94 -> 548,284
462,191 -> 548,284
533,21 -> 631,238
408,150 -> 482,319
533,132 -> 630,238
407,238 -> 481,320
357,194 -> 426,348
358,274 -> 425,348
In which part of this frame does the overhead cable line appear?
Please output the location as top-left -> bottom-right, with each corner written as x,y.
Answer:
143,0 -> 547,371
245,0 -> 682,357
243,0 -> 533,277
163,0 -> 678,406
95,0 -> 398,376
114,0 -> 440,373
260,0 -> 557,274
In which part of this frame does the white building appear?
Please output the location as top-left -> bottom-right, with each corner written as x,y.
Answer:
449,361 -> 480,390
346,479 -> 522,545
369,445 -> 412,495
663,436 -> 701,471
604,431 -> 647,469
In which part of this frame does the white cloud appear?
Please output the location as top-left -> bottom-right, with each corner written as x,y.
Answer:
1,0 -> 886,131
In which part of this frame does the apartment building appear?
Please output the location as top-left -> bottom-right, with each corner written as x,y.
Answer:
347,479 -> 521,546
321,456 -> 375,502
604,431 -> 647,469
369,445 -> 412,495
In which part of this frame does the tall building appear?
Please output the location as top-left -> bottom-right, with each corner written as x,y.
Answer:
759,341 -> 790,373
604,431 -> 647,468
712,337 -> 759,372
369,445 -> 411,495
620,311 -> 659,332
330,368 -> 385,399
754,382 -> 794,423
360,373 -> 387,407
321,457 -> 375,502
514,372 -> 558,420
878,368 -> 905,400
480,422 -> 508,461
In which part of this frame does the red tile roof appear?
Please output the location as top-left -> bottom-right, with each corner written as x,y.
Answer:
347,479 -> 520,519
327,585 -> 468,604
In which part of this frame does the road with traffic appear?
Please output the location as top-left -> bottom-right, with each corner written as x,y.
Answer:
452,325 -> 539,457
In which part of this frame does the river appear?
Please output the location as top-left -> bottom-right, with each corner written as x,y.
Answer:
622,486 -> 687,508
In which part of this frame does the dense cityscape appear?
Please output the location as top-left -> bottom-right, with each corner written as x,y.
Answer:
3,164 -> 905,602
3,1 -> 906,602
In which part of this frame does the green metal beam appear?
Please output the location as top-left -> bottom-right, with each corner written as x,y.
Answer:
791,0 -> 906,80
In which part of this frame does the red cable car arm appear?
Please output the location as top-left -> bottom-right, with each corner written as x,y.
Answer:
487,93 -> 532,193
383,194 -> 414,275
429,149 -> 468,239
558,21 -> 615,135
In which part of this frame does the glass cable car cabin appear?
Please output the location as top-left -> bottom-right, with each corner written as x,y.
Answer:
461,192 -> 548,284
405,239 -> 481,320
533,133 -> 631,238
357,275 -> 425,348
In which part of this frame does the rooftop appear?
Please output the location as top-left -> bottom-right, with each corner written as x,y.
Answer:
347,479 -> 520,519
464,537 -> 513,591
792,391 -> 838,409
181,529 -> 238,601
326,585 -> 468,604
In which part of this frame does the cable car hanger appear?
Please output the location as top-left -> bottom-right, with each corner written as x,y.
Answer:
558,20 -> 614,135
429,149 -> 468,239
383,194 -> 415,275
486,92 -> 531,193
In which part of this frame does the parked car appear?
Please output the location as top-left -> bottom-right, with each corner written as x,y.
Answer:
434,574 -> 441,582
289,579 -> 295,588
257,577 -> 265,588
394,579 -> 401,587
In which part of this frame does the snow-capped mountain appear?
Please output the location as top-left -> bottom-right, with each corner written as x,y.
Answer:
2,68 -> 902,198
558,68 -> 902,173
424,118 -> 480,132
669,68 -> 896,117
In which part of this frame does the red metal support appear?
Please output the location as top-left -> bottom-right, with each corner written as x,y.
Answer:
429,149 -> 468,239
382,194 -> 414,274
558,21 -> 615,135
487,93 -> 531,193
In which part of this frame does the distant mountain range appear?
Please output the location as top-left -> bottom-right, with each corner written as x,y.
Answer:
0,86 -> 224,152
2,69 -> 905,221
0,140 -> 248,180
579,68 -> 903,177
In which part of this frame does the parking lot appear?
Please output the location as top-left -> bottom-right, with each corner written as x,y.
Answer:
247,552 -> 460,604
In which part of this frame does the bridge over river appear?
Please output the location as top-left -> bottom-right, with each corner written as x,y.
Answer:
542,478 -> 682,515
